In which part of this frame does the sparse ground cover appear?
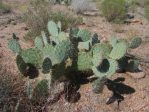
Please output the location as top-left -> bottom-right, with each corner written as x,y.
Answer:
0,0 -> 149,112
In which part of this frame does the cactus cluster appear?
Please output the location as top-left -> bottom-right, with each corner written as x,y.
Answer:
8,21 -> 142,98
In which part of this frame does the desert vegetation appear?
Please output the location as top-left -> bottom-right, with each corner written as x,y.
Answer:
0,0 -> 149,111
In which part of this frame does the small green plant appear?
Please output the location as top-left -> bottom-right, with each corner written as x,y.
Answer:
0,1 -> 11,15
8,21 -> 142,99
101,0 -> 127,23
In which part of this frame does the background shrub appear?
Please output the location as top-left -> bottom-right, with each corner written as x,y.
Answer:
71,0 -> 97,14
24,0 -> 82,41
144,1 -> 149,20
101,0 -> 127,23
23,0 -> 51,40
0,1 -> 11,15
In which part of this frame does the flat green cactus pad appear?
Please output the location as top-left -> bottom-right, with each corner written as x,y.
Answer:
42,45 -> 54,58
129,37 -> 142,49
70,27 -> 79,38
21,48 -> 42,66
92,43 -> 112,57
8,38 -> 21,53
109,40 -> 128,60
48,21 -> 59,37
92,59 -> 118,78
77,52 -> 93,71
34,36 -> 44,49
78,40 -> 91,51
92,52 -> 103,67
41,31 -> 48,46
16,55 -> 27,76
109,37 -> 118,47
54,40 -> 72,64
58,32 -> 68,41
42,57 -> 52,74
77,29 -> 91,42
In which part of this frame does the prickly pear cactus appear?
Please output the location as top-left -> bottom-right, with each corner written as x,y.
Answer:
8,20 -> 142,99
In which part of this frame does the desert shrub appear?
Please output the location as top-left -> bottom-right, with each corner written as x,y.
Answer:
101,0 -> 127,23
0,1 -> 11,15
71,0 -> 97,14
145,5 -> 149,20
24,0 -> 82,41
23,0 -> 51,40
144,1 -> 149,20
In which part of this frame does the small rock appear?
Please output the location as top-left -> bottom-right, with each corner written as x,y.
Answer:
0,36 -> 5,38
21,26 -> 29,31
127,71 -> 145,79
11,21 -> 17,25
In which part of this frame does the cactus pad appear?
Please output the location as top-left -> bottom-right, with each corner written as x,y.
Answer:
109,37 -> 118,47
92,43 -> 112,57
8,38 -> 21,53
77,52 -> 93,71
16,55 -> 27,76
48,21 -> 59,37
54,40 -> 72,64
58,32 -> 68,41
92,52 -> 103,67
70,27 -> 79,38
129,37 -> 142,49
21,48 -> 42,66
92,59 -> 118,78
77,29 -> 91,42
41,31 -> 48,46
78,40 -> 91,51
42,57 -> 52,74
109,40 -> 128,60
34,36 -> 44,49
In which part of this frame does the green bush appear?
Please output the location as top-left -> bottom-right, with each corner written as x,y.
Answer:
101,0 -> 127,23
144,1 -> 149,20
0,1 -> 11,15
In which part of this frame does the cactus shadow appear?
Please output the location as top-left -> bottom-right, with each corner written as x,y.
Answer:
105,77 -> 135,105
64,71 -> 94,103
26,63 -> 39,79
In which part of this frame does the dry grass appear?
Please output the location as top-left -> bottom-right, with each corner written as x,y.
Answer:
23,0 -> 83,41
0,64 -> 49,111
